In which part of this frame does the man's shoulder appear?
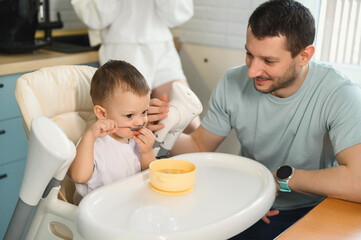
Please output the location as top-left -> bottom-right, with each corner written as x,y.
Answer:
309,61 -> 357,95
225,64 -> 248,78
309,62 -> 361,112
221,64 -> 250,87
311,61 -> 351,84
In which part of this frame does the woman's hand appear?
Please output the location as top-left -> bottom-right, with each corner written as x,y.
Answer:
147,93 -> 169,132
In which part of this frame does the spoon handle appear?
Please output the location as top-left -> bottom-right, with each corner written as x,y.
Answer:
118,122 -> 145,131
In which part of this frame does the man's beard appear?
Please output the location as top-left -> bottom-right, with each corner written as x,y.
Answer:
254,62 -> 298,94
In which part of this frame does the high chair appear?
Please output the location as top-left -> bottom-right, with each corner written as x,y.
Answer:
15,64 -> 97,203
10,65 -> 97,240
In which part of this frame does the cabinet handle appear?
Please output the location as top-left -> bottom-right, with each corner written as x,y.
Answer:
0,83 -> 3,88
0,174 -> 7,180
0,130 -> 5,135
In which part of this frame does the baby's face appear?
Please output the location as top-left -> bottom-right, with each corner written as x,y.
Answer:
105,90 -> 150,139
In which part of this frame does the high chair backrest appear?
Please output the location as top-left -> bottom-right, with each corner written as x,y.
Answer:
15,65 -> 97,203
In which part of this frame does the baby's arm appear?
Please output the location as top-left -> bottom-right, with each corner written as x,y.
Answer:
68,119 -> 118,183
133,128 -> 156,171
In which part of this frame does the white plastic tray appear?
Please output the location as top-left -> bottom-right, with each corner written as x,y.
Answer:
77,152 -> 276,240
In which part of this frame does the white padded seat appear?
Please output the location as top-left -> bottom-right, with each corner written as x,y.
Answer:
15,65 -> 97,203
15,65 -> 97,144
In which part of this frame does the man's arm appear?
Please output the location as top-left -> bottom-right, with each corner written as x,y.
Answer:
170,125 -> 226,156
287,143 -> 361,203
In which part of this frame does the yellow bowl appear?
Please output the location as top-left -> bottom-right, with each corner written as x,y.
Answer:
149,159 -> 196,192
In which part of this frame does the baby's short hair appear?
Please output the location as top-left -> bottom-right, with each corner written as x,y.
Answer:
90,60 -> 150,106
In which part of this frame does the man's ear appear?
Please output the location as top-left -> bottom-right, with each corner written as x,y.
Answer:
94,105 -> 106,119
299,45 -> 315,66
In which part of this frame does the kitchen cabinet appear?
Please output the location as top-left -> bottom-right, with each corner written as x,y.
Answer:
0,61 -> 99,239
0,72 -> 28,239
0,160 -> 26,239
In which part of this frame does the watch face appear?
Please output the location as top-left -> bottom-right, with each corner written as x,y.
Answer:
277,165 -> 293,179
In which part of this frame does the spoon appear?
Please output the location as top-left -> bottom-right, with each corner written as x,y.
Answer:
118,122 -> 146,131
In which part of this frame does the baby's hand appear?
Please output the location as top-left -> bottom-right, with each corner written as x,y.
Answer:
87,119 -> 118,139
133,128 -> 156,154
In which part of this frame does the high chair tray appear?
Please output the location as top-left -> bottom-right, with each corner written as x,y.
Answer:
77,152 -> 276,240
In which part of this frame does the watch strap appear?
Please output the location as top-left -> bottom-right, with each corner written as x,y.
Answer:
278,180 -> 291,192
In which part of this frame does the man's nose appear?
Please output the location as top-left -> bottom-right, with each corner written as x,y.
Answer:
247,60 -> 263,78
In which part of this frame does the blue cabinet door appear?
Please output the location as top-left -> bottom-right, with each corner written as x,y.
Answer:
0,159 -> 26,240
0,72 -> 29,239
0,117 -> 28,166
0,73 -> 23,121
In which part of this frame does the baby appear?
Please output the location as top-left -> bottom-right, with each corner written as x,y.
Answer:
68,60 -> 156,204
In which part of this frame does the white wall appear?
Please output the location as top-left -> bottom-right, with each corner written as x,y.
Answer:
172,0 -> 263,50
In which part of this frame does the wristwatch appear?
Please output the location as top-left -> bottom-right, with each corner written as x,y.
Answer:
276,165 -> 294,192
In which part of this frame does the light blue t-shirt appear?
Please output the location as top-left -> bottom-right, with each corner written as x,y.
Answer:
202,61 -> 361,210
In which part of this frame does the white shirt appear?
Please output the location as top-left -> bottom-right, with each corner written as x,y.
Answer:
71,0 -> 194,44
74,135 -> 141,204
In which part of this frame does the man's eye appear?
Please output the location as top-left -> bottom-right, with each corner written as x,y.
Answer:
126,114 -> 133,118
265,59 -> 275,64
142,110 -> 147,115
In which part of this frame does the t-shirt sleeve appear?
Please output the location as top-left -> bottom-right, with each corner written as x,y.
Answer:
201,72 -> 232,137
326,83 -> 361,154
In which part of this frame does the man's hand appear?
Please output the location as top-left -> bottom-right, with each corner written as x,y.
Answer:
147,93 -> 169,132
260,172 -> 280,224
261,209 -> 279,224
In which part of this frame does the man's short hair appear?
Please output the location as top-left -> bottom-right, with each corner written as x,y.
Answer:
248,0 -> 315,57
90,60 -> 150,106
